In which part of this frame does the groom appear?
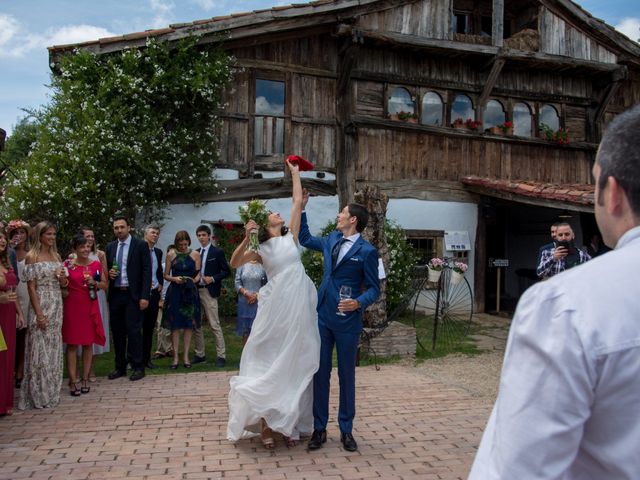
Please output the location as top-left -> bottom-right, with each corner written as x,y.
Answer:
299,192 -> 380,452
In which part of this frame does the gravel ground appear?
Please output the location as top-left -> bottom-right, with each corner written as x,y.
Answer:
410,314 -> 511,405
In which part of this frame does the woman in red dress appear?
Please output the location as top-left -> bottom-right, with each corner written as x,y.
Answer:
0,228 -> 26,415
62,235 -> 107,396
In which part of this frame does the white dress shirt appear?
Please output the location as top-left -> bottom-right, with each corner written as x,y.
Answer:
336,232 -> 360,265
199,243 -> 210,285
469,226 -> 640,479
117,235 -> 131,287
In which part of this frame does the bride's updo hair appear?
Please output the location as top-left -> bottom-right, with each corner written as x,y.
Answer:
258,226 -> 289,244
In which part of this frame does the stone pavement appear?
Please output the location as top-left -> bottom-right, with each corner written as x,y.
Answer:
0,364 -> 492,480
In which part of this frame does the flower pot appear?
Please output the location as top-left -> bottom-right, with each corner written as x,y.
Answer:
453,123 -> 467,130
489,126 -> 502,135
389,114 -> 400,121
450,270 -> 465,285
428,268 -> 441,283
406,117 -> 418,123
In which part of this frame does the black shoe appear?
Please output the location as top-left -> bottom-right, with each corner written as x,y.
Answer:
145,360 -> 157,370
340,432 -> 358,452
215,357 -> 226,368
107,369 -> 126,380
129,369 -> 145,381
191,355 -> 206,364
307,430 -> 327,450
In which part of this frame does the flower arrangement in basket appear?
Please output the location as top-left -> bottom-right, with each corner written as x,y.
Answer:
452,117 -> 465,128
453,261 -> 468,274
238,199 -> 269,252
427,257 -> 445,282
498,121 -> 513,134
397,110 -> 419,122
465,118 -> 482,131
539,123 -> 570,145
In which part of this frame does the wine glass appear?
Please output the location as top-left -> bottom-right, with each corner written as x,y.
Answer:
336,285 -> 352,316
83,266 -> 91,287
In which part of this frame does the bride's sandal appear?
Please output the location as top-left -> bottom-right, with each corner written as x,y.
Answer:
260,419 -> 275,450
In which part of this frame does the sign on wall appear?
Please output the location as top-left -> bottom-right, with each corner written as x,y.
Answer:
444,231 -> 471,251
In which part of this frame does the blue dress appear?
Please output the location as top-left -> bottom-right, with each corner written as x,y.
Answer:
162,251 -> 201,330
234,262 -> 267,336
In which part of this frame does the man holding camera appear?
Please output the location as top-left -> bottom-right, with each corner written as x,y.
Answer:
536,223 -> 590,279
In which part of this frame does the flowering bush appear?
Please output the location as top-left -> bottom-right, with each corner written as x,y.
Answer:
0,36 -> 233,245
453,261 -> 468,274
428,257 -> 445,271
301,219 -> 418,315
211,220 -> 245,318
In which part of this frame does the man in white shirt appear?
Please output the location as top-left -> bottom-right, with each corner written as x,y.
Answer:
469,104 -> 640,479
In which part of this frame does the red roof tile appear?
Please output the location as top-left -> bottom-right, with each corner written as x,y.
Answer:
461,176 -> 594,206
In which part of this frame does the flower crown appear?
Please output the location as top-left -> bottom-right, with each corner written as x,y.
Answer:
6,219 -> 30,234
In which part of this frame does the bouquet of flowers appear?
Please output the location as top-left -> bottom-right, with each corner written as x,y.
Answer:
428,257 -> 445,271
453,261 -> 468,274
238,199 -> 269,252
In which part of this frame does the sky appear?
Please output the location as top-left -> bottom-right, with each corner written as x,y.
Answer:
1,0 -> 638,136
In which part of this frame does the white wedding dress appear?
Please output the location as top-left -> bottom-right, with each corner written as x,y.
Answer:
227,232 -> 320,441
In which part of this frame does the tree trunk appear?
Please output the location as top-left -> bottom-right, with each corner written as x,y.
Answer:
354,184 -> 388,328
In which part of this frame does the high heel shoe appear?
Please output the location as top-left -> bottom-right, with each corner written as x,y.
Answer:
69,379 -> 81,397
81,379 -> 90,394
260,419 -> 275,450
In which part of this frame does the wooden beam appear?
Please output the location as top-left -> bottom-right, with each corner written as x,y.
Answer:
478,57 -> 506,110
358,180 -> 479,203
236,58 -> 336,79
492,0 -> 504,48
168,178 -> 336,203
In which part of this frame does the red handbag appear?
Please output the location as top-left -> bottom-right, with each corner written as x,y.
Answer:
286,155 -> 314,171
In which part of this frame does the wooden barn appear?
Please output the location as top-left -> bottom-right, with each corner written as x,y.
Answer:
49,0 -> 640,312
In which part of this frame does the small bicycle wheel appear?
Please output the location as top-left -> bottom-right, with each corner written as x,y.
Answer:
412,268 -> 473,352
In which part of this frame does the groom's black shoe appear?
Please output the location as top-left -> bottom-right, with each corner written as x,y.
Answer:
307,430 -> 327,450
340,432 -> 358,452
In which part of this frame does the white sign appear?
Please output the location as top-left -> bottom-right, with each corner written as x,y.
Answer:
444,231 -> 471,251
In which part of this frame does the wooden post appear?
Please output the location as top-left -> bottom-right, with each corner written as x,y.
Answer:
492,0 -> 504,47
496,267 -> 502,313
335,36 -> 359,207
354,184 -> 388,328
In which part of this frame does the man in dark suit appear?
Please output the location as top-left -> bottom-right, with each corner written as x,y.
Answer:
141,224 -> 163,370
299,196 -> 380,452
106,215 -> 151,381
192,224 -> 230,367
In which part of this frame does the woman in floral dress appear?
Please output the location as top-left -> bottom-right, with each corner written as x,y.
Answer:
19,221 -> 67,410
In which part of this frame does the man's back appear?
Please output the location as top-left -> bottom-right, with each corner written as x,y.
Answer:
470,227 -> 640,479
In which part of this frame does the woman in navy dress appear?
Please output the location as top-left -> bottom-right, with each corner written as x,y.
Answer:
162,231 -> 201,369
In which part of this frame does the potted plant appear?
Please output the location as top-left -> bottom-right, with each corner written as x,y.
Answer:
465,118 -> 482,131
397,111 -> 419,123
490,121 -> 513,135
452,117 -> 466,129
427,257 -> 445,282
539,123 -> 570,145
451,261 -> 468,285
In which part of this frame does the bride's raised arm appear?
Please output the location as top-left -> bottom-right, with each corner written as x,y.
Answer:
286,160 -> 303,241
230,220 -> 262,268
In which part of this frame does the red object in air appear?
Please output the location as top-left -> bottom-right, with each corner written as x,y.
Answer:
286,155 -> 314,171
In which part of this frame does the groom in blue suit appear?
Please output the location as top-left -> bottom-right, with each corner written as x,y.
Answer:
299,193 -> 380,452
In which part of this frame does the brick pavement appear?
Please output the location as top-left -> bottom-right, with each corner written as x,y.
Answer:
0,366 -> 491,480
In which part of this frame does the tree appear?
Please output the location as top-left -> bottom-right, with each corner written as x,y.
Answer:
0,116 -> 38,186
0,36 -> 233,247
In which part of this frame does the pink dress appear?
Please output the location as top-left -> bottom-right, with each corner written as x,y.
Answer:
0,270 -> 17,414
62,261 -> 105,346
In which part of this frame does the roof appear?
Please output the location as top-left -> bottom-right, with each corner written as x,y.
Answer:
461,176 -> 594,212
47,0 -> 640,61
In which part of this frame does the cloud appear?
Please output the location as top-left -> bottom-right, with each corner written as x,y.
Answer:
0,14 -> 115,57
615,17 -> 640,42
149,0 -> 175,28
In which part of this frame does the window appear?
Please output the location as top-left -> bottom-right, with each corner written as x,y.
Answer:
453,12 -> 471,34
388,87 -> 416,116
255,78 -> 285,156
405,230 -> 444,266
483,100 -> 506,130
539,104 -> 560,132
513,102 -> 533,137
481,16 -> 492,37
451,94 -> 474,124
421,92 -> 444,126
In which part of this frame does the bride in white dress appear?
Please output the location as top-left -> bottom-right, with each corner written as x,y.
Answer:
227,160 -> 320,448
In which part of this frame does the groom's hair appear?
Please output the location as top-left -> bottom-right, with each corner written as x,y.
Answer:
347,203 -> 369,233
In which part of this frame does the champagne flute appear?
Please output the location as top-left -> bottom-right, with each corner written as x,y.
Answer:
336,285 -> 352,316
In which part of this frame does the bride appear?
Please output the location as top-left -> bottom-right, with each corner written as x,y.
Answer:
227,159 -> 320,449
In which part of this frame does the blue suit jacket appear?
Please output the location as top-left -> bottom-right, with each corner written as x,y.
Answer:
299,212 -> 380,334
199,245 -> 230,298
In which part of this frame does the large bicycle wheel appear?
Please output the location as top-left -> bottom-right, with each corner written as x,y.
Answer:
412,268 -> 473,352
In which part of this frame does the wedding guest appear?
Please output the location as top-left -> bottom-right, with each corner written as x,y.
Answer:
78,226 -> 109,382
142,225 -> 163,369
153,245 -> 174,360
62,235 -> 107,396
6,219 -> 30,389
1,229 -> 26,415
19,221 -> 66,410
234,261 -> 267,345
162,231 -> 201,369
106,214 -> 151,382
